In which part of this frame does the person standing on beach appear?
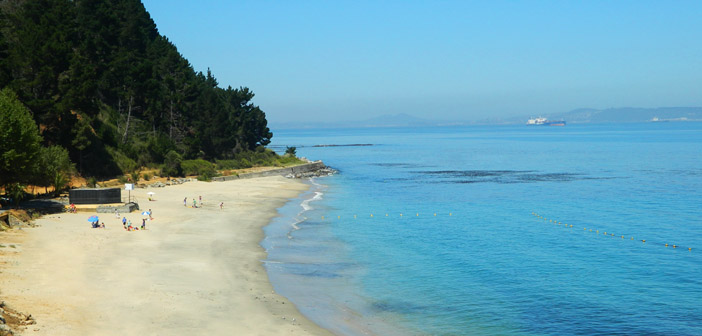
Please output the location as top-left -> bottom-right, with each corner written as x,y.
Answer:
193,198 -> 197,208
183,197 -> 187,207
122,216 -> 127,227
220,202 -> 223,210
148,209 -> 153,220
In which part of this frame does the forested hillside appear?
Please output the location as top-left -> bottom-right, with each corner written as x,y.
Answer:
0,0 -> 273,177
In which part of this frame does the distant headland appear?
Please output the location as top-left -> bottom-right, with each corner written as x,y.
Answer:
271,107 -> 702,129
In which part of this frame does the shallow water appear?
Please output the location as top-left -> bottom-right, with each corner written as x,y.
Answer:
265,123 -> 702,335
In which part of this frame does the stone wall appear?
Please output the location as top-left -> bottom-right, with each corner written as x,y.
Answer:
96,202 -> 140,214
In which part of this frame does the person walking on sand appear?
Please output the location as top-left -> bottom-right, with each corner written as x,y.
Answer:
184,197 -> 187,207
148,209 -> 153,220
122,216 -> 127,227
220,202 -> 223,210
141,218 -> 146,230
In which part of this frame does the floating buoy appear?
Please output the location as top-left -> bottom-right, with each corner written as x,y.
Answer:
689,248 -> 692,251
416,213 -> 419,216
449,213 -> 452,216
665,244 -> 668,247
338,216 -> 340,219
370,214 -> 373,217
434,213 -> 437,216
400,213 -> 403,217
642,240 -> 646,243
673,245 -> 677,248
385,214 -> 388,217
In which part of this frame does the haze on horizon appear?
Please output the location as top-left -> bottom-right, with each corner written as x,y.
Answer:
142,1 -> 702,125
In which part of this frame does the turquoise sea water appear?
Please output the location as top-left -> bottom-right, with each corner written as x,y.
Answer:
264,123 -> 702,335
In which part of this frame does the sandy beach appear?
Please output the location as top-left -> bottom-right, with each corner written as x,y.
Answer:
0,176 -> 333,335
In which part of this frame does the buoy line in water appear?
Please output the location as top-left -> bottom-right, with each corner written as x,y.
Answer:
320,212 -> 454,221
531,212 -> 693,252
315,212 -> 693,252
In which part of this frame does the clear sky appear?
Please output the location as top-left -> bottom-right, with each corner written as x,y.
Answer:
142,0 -> 702,124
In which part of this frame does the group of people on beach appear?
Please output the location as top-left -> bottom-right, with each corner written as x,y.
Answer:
183,196 -> 224,210
184,196 -> 205,208
119,208 -> 152,231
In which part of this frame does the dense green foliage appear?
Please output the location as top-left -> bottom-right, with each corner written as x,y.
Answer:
0,0 -> 274,178
0,87 -> 74,198
0,88 -> 42,186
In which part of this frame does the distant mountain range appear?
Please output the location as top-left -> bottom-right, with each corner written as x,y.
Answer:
271,113 -> 464,129
272,107 -> 702,129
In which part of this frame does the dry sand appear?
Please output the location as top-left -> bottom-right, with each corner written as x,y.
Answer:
0,176 -> 333,335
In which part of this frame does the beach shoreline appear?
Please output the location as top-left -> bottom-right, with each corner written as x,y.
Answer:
0,176 -> 333,335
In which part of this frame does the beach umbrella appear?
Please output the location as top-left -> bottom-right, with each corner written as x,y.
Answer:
88,215 -> 98,222
141,211 -> 151,216
147,192 -> 155,195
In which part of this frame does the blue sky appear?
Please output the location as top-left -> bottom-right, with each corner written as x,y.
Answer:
142,1 -> 702,124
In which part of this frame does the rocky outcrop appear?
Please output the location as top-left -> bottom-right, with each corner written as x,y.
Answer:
285,166 -> 337,178
0,301 -> 35,335
213,161 -> 336,182
0,210 -> 32,230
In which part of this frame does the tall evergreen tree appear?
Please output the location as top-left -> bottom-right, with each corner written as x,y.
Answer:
0,88 -> 43,187
0,0 -> 278,177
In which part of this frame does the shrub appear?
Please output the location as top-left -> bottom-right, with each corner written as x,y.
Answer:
285,146 -> 297,156
181,159 -> 215,177
143,173 -> 151,181
197,172 -> 212,181
117,176 -> 128,183
239,158 -> 252,169
161,150 -> 183,177
87,176 -> 97,188
107,146 -> 137,174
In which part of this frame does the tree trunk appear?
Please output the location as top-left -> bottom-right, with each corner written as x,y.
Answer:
122,96 -> 133,144
169,99 -> 173,140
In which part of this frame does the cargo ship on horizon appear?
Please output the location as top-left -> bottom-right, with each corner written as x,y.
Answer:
526,117 -> 566,126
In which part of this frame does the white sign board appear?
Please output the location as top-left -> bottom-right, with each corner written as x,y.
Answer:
125,183 -> 134,191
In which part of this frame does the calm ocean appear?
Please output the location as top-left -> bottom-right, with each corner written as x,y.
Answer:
264,123 -> 702,336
